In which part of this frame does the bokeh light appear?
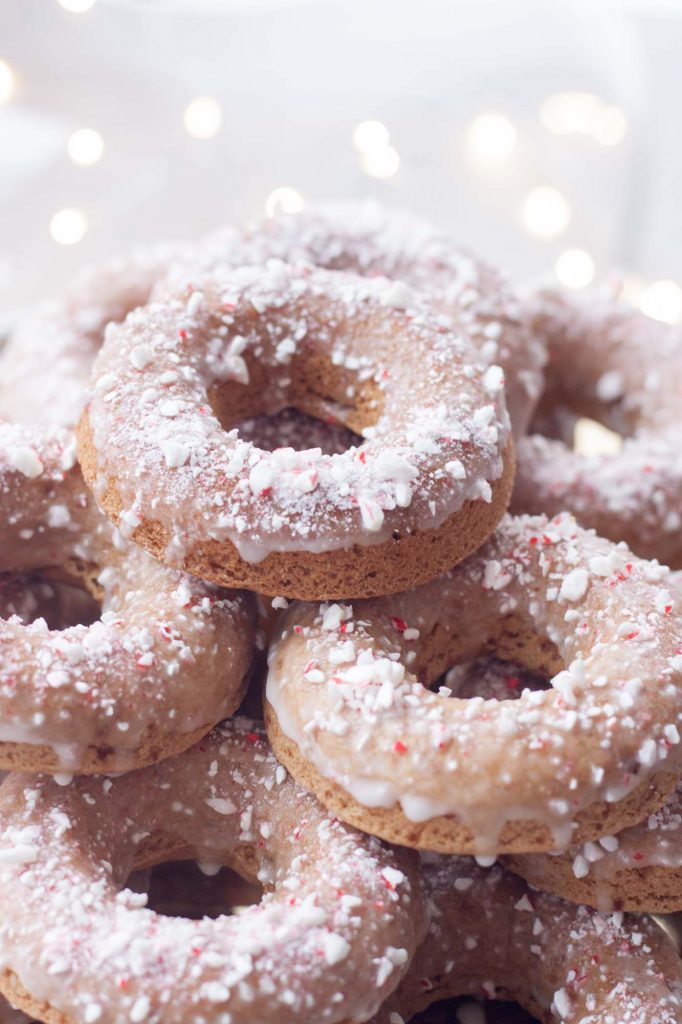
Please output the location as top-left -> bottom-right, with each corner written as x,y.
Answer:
638,279 -> 682,324
353,119 -> 390,154
555,248 -> 595,289
183,96 -> 222,140
67,128 -> 104,166
521,185 -> 571,238
541,92 -> 627,146
265,186 -> 305,218
360,145 -> 400,179
49,208 -> 89,245
466,112 -> 517,164
0,60 -> 14,104
57,0 -> 97,12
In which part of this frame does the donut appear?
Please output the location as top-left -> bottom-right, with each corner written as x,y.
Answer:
0,422 -> 256,773
168,201 -> 545,438
512,287 -> 682,566
77,261 -> 514,600
507,778 -> 682,914
0,718 -> 426,1024
264,511 -> 682,854
373,855 -> 682,1023
0,245 -> 181,429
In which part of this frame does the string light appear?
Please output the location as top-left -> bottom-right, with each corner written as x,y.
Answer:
49,208 -> 89,246
521,186 -> 571,238
183,96 -> 222,140
540,92 -> 627,146
0,60 -> 14,104
360,145 -> 400,179
555,248 -> 595,289
352,120 -> 390,154
67,128 -> 104,166
265,186 -> 305,218
574,418 -> 623,457
466,112 -> 517,164
57,0 -> 96,11
638,280 -> 682,324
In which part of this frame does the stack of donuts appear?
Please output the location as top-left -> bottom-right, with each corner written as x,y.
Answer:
0,200 -> 681,1024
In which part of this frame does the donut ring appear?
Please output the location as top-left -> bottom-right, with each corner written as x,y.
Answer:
0,245 -> 182,429
0,422 -> 255,773
185,201 -> 544,438
428,650 -> 682,913
373,855 -> 682,1023
78,262 -> 514,600
265,511 -> 682,853
0,718 -> 426,1024
512,288 -> 682,566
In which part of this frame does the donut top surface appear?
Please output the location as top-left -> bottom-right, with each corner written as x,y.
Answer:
164,200 -> 545,437
267,512 -> 682,849
0,719 -> 425,1024
526,288 -> 682,435
84,262 -> 510,563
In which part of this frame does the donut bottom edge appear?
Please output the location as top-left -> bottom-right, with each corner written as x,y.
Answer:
0,721 -> 216,776
77,413 -> 515,601
264,701 -> 678,855
505,852 -> 682,915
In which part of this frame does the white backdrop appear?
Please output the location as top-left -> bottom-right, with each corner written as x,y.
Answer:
2,0 -> 682,320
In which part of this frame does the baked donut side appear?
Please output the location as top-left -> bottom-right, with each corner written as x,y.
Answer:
265,512 -> 682,853
78,262 -> 514,599
506,779 -> 682,914
0,719 -> 426,1024
513,288 -> 682,566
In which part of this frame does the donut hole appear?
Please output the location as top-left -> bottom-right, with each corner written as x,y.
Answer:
572,417 -> 624,457
236,407 -> 361,456
436,657 -> 549,703
417,997 -> 537,1023
530,403 -> 624,457
0,572 -> 100,631
130,860 -> 262,921
205,332 -> 384,452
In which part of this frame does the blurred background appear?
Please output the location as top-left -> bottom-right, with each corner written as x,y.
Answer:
2,0 -> 682,322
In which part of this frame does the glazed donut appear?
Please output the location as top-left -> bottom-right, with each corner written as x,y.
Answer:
373,855 -> 682,1023
512,288 -> 682,566
78,262 -> 514,599
166,201 -> 544,438
0,422 -> 255,773
507,778 -> 682,914
0,718 -> 426,1024
265,511 -> 682,854
0,245 -> 182,429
